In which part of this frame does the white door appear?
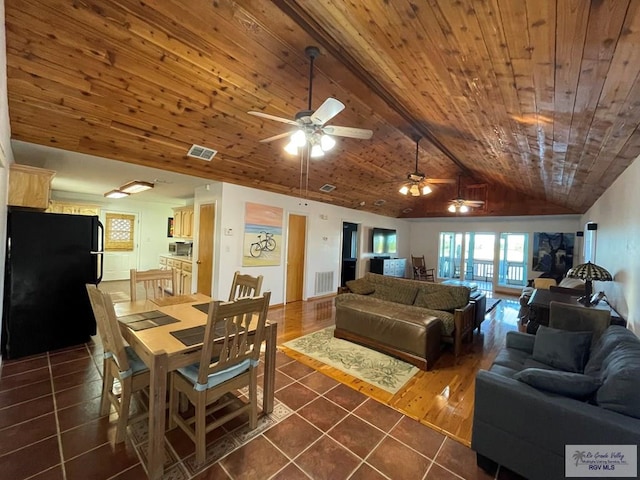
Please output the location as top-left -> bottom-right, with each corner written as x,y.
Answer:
101,211 -> 140,281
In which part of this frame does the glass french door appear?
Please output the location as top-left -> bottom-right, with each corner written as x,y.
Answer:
438,232 -> 463,279
497,232 -> 528,287
465,233 -> 496,283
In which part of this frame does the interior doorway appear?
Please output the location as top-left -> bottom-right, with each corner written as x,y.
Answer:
286,214 -> 306,303
196,203 -> 215,295
341,222 -> 358,286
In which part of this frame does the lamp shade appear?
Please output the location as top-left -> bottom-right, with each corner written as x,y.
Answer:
566,261 -> 612,306
566,262 -> 612,282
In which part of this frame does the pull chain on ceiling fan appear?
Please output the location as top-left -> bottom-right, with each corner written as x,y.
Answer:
248,46 -> 373,159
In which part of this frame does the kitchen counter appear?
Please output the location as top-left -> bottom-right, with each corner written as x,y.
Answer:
160,254 -> 192,260
159,255 -> 193,295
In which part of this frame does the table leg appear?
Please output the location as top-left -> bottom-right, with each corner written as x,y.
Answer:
147,351 -> 168,480
263,322 -> 277,414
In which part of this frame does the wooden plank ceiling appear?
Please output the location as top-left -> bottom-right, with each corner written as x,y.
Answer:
5,0 -> 640,217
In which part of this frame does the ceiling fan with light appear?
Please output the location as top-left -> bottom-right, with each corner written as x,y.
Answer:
448,175 -> 485,213
248,46 -> 373,158
399,137 -> 455,196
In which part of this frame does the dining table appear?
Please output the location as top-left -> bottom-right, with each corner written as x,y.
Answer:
114,293 -> 278,480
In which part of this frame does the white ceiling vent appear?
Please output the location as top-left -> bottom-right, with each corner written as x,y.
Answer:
187,144 -> 217,161
319,183 -> 336,193
373,199 -> 386,207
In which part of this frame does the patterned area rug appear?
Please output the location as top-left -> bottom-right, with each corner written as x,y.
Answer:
283,327 -> 419,394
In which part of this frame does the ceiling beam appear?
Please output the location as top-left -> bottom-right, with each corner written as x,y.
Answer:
271,0 -> 472,176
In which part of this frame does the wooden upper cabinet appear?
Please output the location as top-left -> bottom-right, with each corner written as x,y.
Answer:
8,164 -> 56,210
47,201 -> 101,216
172,206 -> 194,239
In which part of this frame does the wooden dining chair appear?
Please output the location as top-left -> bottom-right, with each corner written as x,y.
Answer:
228,271 -> 264,300
86,284 -> 150,443
168,292 -> 271,465
129,268 -> 176,302
411,255 -> 435,282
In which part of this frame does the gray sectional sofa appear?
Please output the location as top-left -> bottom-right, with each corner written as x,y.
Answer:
472,326 -> 640,480
334,273 -> 475,370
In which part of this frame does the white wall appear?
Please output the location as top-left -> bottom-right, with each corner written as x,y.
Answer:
52,191 -> 183,274
195,182 -> 411,305
582,155 -> 640,332
409,215 -> 582,291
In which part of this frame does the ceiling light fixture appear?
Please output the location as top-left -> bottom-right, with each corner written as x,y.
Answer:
104,189 -> 129,199
119,180 -> 154,194
103,180 -> 154,199
399,137 -> 433,197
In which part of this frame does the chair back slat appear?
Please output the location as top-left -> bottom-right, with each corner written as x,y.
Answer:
228,271 -> 263,301
130,268 -> 176,301
86,284 -> 130,372
197,292 -> 270,386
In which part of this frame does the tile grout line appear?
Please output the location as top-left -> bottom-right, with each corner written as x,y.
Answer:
48,351 -> 68,480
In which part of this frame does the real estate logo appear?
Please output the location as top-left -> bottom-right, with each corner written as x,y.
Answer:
566,445 -> 637,477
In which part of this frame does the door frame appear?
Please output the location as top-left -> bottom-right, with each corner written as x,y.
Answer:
285,213 -> 307,303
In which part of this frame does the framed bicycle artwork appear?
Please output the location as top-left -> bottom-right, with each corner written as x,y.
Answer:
242,202 -> 283,267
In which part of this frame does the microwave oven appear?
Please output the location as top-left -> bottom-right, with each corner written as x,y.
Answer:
169,242 -> 192,256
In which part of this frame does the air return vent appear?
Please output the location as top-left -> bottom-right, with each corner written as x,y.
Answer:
187,144 -> 217,161
319,184 -> 336,193
314,271 -> 334,295
373,199 -> 386,207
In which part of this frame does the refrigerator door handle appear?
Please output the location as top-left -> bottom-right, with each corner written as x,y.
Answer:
91,220 -> 105,284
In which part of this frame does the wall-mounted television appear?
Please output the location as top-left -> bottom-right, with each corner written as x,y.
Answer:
371,228 -> 397,254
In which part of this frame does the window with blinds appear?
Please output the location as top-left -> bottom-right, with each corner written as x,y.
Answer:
105,213 -> 135,251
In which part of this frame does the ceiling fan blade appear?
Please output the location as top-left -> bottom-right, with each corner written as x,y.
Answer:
426,178 -> 456,184
464,200 -> 485,206
258,131 -> 293,143
310,98 -> 345,125
248,111 -> 298,126
322,125 -> 373,139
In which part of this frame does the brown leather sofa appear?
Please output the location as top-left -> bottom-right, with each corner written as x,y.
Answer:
334,273 -> 475,370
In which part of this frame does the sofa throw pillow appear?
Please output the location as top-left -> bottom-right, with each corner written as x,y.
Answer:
532,326 -> 593,373
345,278 -> 375,295
371,284 -> 418,305
414,290 -> 457,311
514,368 -> 602,399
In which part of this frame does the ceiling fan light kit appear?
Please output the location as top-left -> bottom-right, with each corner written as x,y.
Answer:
447,175 -> 484,213
399,138 -> 434,197
248,46 -> 372,159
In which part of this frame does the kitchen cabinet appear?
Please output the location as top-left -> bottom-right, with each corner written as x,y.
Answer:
370,258 -> 407,278
172,206 -> 194,239
8,164 -> 56,210
47,201 -> 100,215
159,255 -> 192,295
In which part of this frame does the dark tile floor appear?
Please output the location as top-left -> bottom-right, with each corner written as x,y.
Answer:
0,339 -> 524,479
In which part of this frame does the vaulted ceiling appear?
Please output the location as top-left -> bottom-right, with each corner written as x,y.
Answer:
5,0 -> 640,217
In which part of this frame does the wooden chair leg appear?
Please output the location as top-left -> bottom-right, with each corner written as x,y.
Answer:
115,377 -> 132,443
168,375 -> 177,430
100,363 -> 113,416
195,395 -> 206,465
249,370 -> 258,429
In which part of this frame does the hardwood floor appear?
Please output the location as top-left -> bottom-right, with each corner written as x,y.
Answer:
270,293 -> 521,446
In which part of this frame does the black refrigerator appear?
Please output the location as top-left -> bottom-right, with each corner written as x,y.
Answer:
2,210 -> 104,359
